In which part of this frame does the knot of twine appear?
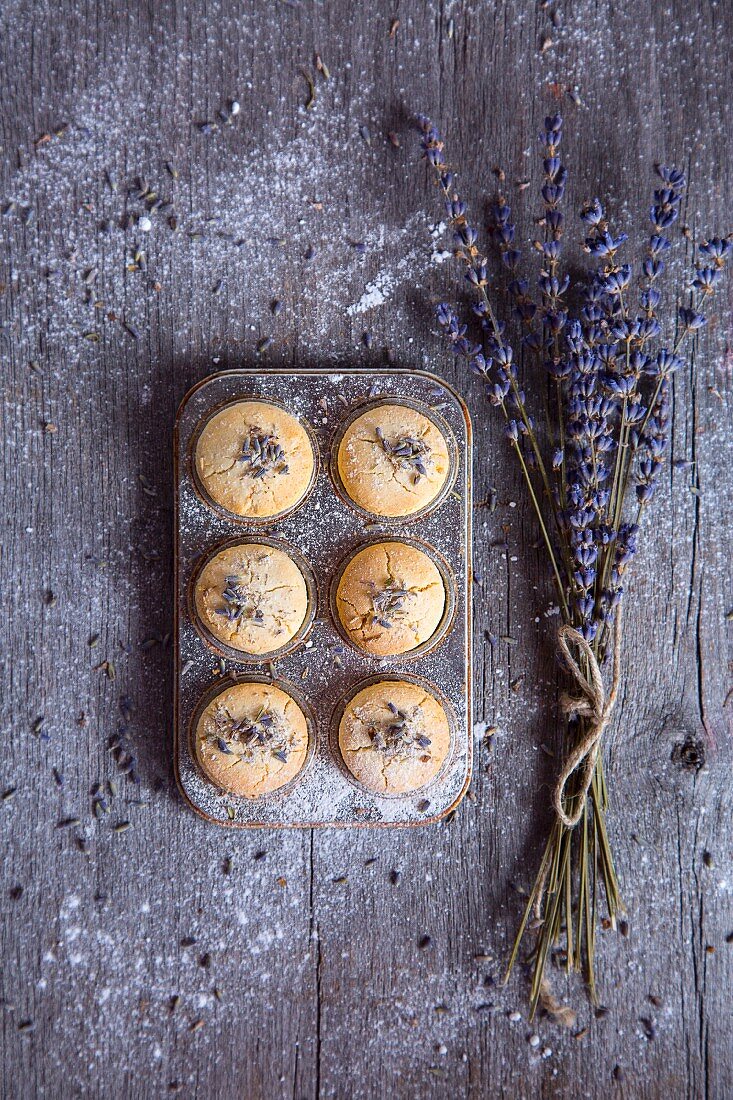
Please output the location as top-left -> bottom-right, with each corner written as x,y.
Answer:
553,606 -> 622,829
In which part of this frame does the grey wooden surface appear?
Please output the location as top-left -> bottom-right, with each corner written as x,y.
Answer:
1,1 -> 731,1097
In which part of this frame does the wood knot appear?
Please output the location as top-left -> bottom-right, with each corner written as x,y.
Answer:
671,737 -> 705,772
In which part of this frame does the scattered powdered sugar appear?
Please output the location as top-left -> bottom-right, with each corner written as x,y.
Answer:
1,44 -> 451,374
348,269 -> 396,314
347,219 -> 449,314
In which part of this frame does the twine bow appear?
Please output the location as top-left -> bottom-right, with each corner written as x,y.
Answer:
553,606 -> 622,829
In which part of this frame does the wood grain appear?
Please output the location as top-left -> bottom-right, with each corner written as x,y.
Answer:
0,1 -> 731,1097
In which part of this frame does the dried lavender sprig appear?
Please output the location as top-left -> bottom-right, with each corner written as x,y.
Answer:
418,115 -> 569,609
570,206 -> 640,638
215,575 -> 266,626
376,425 -> 430,483
604,165 -> 686,533
369,580 -> 412,629
238,430 -> 289,479
417,117 -> 558,515
635,235 -> 730,447
367,702 -> 433,758
416,115 -> 506,349
534,116 -> 578,599
535,114 -> 570,367
212,705 -> 292,764
581,202 -> 638,547
436,302 -> 570,617
606,234 -> 731,624
571,167 -> 687,640
535,127 -> 597,629
489,197 -> 530,325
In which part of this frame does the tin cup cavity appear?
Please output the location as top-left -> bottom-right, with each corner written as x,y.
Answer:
190,395 -> 320,525
329,672 -> 457,800
329,534 -> 456,662
329,396 -> 458,524
188,535 -> 318,664
189,674 -> 317,803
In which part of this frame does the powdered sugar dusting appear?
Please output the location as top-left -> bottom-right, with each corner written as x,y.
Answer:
1,45 -> 451,369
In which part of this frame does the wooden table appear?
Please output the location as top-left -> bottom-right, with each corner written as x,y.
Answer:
1,1 -> 731,1096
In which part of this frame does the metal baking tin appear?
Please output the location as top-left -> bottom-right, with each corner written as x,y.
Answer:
173,369 -> 473,828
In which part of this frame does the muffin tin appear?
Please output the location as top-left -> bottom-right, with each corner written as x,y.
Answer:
174,368 -> 473,827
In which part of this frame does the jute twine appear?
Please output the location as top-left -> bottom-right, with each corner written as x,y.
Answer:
552,605 -> 622,829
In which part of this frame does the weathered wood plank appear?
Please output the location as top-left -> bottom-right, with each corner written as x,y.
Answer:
0,1 -> 731,1097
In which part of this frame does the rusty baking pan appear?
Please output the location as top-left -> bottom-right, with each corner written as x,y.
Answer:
173,368 -> 472,827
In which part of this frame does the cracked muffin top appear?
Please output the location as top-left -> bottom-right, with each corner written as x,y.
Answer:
195,681 -> 309,798
195,400 -> 315,519
194,542 -> 310,656
338,680 -> 451,795
335,540 -> 446,656
337,403 -> 451,517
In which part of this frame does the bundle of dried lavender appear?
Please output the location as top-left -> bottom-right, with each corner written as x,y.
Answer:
415,112 -> 730,1012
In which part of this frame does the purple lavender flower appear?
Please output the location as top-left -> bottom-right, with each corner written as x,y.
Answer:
679,306 -> 707,331
416,111 -> 730,1021
699,237 -> 732,266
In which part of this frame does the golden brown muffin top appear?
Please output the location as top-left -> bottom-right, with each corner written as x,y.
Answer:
337,404 -> 451,517
335,541 -> 445,656
195,400 -> 314,518
339,680 -> 451,795
194,542 -> 309,656
195,681 -> 309,798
